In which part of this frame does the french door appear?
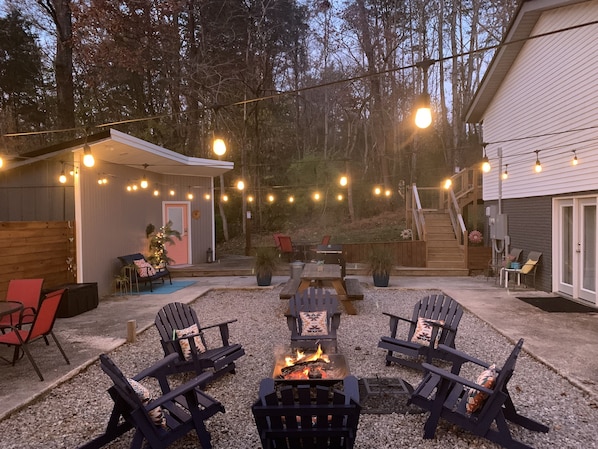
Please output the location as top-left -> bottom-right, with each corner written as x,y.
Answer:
556,197 -> 597,304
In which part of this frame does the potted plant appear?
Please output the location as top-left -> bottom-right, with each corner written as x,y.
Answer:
367,247 -> 394,287
254,247 -> 279,286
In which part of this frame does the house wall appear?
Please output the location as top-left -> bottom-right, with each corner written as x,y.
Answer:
482,0 -> 598,202
485,196 -> 553,292
0,159 -> 75,221
78,161 -> 214,297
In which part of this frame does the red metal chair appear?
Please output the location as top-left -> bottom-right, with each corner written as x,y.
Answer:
278,235 -> 298,261
321,235 -> 331,245
0,288 -> 70,381
0,278 -> 44,331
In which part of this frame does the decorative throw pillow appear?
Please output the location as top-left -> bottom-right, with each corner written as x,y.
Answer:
410,317 -> 445,348
127,378 -> 167,427
519,259 -> 537,274
299,311 -> 328,336
133,259 -> 156,277
175,324 -> 206,360
465,364 -> 497,414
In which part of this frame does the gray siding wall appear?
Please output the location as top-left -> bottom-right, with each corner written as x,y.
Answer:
78,162 -> 214,297
0,159 -> 75,221
485,196 -> 552,292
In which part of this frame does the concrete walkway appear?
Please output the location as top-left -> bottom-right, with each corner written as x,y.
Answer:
1,274 -> 597,421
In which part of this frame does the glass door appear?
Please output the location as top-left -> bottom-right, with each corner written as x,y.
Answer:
558,200 -> 573,296
579,200 -> 596,302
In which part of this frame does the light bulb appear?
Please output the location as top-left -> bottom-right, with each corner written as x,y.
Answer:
213,138 -> 226,156
415,107 -> 432,129
140,177 -> 148,189
83,144 -> 95,167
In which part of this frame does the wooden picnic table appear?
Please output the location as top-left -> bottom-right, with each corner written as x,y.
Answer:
297,263 -> 358,315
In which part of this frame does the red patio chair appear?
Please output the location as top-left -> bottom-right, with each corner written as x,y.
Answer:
0,288 -> 70,381
0,278 -> 44,331
278,235 -> 298,261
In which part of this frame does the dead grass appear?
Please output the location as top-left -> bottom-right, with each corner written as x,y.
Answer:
217,210 -> 408,255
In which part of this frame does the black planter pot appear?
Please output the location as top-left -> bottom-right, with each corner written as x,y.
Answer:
256,272 -> 272,286
372,272 -> 390,287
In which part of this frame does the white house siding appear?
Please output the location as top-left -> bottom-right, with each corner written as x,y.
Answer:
482,0 -> 598,202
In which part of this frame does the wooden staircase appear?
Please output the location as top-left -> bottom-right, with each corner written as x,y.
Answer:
424,211 -> 468,274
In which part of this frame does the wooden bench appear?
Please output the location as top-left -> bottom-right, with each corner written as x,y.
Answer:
344,278 -> 364,300
279,278 -> 301,299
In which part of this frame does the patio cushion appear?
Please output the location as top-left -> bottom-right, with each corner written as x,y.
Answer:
127,378 -> 166,427
465,364 -> 497,414
175,324 -> 206,360
410,317 -> 445,348
300,311 -> 328,336
520,259 -> 537,274
134,259 -> 156,277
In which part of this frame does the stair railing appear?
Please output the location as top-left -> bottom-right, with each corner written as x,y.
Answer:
443,185 -> 469,268
410,184 -> 427,241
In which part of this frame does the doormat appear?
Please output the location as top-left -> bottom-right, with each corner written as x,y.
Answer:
517,296 -> 597,313
138,280 -> 196,295
357,377 -> 423,415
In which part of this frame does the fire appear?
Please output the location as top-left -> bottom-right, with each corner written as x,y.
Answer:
284,344 -> 330,367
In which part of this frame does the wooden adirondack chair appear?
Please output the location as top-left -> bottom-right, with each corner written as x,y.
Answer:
408,338 -> 549,449
252,376 -> 361,449
79,353 -> 225,449
0,288 -> 69,381
154,302 -> 245,389
286,288 -> 341,351
378,294 -> 463,370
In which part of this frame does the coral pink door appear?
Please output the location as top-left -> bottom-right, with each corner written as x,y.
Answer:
164,202 -> 190,265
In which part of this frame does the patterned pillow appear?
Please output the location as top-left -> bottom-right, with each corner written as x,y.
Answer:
410,317 -> 445,348
465,364 -> 497,414
300,311 -> 328,336
133,259 -> 156,277
175,324 -> 206,360
127,378 -> 167,427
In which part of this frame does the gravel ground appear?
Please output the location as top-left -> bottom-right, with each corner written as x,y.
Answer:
1,286 -> 597,449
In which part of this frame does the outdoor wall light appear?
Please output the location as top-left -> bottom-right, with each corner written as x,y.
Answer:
83,143 -> 95,168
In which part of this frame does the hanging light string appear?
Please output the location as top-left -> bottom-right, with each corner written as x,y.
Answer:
2,20 -> 598,138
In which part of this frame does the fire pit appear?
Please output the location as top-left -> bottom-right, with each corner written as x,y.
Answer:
272,345 -> 350,383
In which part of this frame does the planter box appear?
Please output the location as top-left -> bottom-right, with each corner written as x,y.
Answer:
54,282 -> 99,318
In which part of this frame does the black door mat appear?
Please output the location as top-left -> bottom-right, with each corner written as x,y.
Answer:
358,377 -> 424,415
517,296 -> 598,313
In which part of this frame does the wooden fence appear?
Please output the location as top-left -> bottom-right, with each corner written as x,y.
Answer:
342,241 -> 427,267
0,221 -> 75,299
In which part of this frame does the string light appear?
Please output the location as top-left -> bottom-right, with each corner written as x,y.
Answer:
313,192 -> 321,201
481,143 -> 491,173
534,150 -> 542,173
59,162 -> 67,184
337,194 -> 343,201
443,179 -> 452,189
339,176 -> 348,186
268,194 -> 275,203
571,150 -> 578,166
287,195 -> 294,203
374,187 -> 381,196
502,164 -> 509,180
82,143 -> 95,167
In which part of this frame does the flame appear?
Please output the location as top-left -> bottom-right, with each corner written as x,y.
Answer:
284,344 -> 330,367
